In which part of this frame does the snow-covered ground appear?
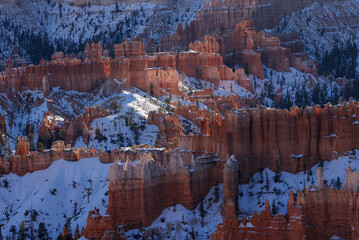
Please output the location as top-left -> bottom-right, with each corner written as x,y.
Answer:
180,75 -> 253,99
0,129 -> 358,239
0,0 -> 208,60
74,89 -> 161,150
0,80 -> 167,152
250,66 -> 341,107
124,150 -> 359,239
125,184 -> 224,240
0,157 -> 111,239
273,0 -> 359,61
239,150 -> 359,217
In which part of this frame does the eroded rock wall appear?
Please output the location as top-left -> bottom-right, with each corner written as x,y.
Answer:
180,102 -> 359,182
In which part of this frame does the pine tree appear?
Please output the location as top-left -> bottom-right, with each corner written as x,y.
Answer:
17,221 -> 28,240
214,185 -> 220,203
74,225 -> 80,240
265,173 -> 270,191
274,172 -> 281,183
37,222 -> 48,240
334,176 -> 342,190
37,142 -> 44,153
195,100 -> 200,111
27,133 -> 35,151
10,225 -> 16,240
154,133 -> 163,148
199,201 -> 207,227
271,200 -> 278,215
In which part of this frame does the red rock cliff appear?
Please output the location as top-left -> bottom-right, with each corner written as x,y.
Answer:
180,102 -> 359,182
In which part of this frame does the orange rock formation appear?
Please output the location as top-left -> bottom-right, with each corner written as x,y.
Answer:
181,102 -> 359,182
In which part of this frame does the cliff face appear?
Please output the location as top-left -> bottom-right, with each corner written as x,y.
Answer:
147,111 -> 182,149
212,166 -> 359,240
146,0 -> 337,53
0,38 -> 252,98
180,102 -> 359,182
84,150 -> 225,239
38,106 -> 109,146
216,21 -> 318,78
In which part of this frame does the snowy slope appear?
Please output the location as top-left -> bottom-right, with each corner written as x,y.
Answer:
0,157 -> 111,239
250,66 -> 341,107
273,0 -> 359,59
0,0 -> 208,61
238,150 -> 359,217
125,184 -> 224,240
74,89 -> 161,150
126,150 -> 359,239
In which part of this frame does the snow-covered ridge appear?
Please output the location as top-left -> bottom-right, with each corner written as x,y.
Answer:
124,150 -> 359,239
273,0 -> 359,59
0,0 -> 207,61
0,157 -> 111,239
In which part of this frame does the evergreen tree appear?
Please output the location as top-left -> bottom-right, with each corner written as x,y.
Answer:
17,221 -> 28,240
271,200 -> 278,215
312,84 -> 321,104
265,173 -> 270,191
199,201 -> 207,227
154,133 -> 163,148
37,142 -> 44,153
214,185 -> 220,203
110,101 -> 122,113
195,100 -> 200,112
37,222 -> 48,240
334,176 -> 342,190
10,225 -> 16,240
274,172 -> 281,183
27,133 -> 35,151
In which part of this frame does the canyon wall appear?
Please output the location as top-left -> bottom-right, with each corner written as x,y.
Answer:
149,20 -> 317,79
0,38 -> 252,98
146,0 -> 337,53
38,106 -> 109,146
212,166 -> 359,239
84,150 -> 225,239
180,102 -> 359,182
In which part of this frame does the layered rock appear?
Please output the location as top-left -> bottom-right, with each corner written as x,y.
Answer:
147,111 -> 182,149
180,102 -> 359,182
16,136 -> 30,157
85,150 -> 225,239
0,38 -> 254,98
0,142 -> 105,176
64,106 -> 109,145
84,208 -> 117,240
38,106 -> 109,146
212,165 -> 359,239
211,156 -> 240,240
146,0 -> 337,53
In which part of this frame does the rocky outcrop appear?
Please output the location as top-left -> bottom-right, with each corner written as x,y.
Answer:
211,156 -> 240,240
64,106 -> 109,145
16,136 -> 30,157
82,42 -> 103,60
180,102 -> 359,182
0,38 -> 253,98
189,36 -> 220,54
212,165 -> 359,240
84,207 -> 117,240
147,111 -> 182,149
146,0 -> 337,53
85,150 -> 226,239
38,106 -> 109,146
1,145 -> 98,176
